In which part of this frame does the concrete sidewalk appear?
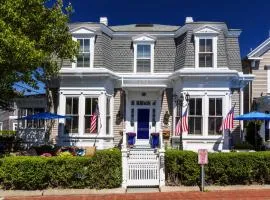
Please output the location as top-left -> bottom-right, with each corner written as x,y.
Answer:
1,185 -> 270,197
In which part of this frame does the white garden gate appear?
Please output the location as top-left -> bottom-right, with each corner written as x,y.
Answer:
126,148 -> 160,187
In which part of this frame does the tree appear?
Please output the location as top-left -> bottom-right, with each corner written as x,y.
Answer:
0,0 -> 78,110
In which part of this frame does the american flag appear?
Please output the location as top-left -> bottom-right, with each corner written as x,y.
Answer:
219,106 -> 235,131
90,104 -> 99,133
175,107 -> 189,136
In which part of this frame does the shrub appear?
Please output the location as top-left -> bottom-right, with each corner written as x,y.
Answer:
58,151 -> 73,157
0,148 -> 121,190
165,150 -> 270,186
234,142 -> 254,150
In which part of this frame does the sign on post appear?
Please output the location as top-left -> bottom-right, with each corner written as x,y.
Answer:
198,149 -> 208,165
198,149 -> 208,192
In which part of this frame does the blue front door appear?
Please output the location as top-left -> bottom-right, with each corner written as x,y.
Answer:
137,109 -> 150,139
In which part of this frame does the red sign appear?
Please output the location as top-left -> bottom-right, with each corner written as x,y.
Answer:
198,149 -> 208,165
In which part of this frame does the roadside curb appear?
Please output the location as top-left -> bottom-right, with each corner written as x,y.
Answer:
1,185 -> 270,197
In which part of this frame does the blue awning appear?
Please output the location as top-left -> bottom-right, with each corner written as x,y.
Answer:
17,112 -> 71,120
234,111 -> 270,121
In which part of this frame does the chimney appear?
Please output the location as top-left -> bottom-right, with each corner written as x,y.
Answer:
185,17 -> 194,24
100,17 -> 108,26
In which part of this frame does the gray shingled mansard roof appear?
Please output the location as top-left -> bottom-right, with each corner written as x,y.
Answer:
68,21 -> 230,34
109,24 -> 180,32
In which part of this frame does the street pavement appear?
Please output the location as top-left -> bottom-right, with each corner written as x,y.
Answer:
4,189 -> 270,200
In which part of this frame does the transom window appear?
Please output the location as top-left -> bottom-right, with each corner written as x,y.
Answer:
85,98 -> 98,134
188,98 -> 202,135
199,39 -> 213,67
208,98 -> 223,135
77,39 -> 90,68
137,44 -> 151,72
65,97 -> 79,134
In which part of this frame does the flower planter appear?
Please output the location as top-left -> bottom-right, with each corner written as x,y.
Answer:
162,129 -> 170,140
151,132 -> 159,148
127,132 -> 136,147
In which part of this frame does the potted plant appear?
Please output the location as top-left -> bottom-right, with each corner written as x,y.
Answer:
151,132 -> 159,148
162,129 -> 170,140
126,132 -> 136,147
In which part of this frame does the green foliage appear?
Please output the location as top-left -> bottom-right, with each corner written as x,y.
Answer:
58,151 -> 73,157
165,150 -> 200,186
0,131 -> 16,136
234,142 -> 254,150
165,150 -> 270,186
0,148 -> 121,190
0,0 -> 78,109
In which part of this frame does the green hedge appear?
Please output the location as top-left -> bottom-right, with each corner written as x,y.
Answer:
0,131 -> 16,137
0,148 -> 121,190
165,150 -> 270,186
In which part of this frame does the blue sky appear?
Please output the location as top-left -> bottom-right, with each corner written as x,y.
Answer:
16,0 -> 270,95
69,0 -> 270,57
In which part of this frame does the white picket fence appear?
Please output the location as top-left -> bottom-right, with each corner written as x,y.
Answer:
126,149 -> 160,187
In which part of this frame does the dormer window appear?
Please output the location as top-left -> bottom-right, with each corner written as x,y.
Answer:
194,26 -> 219,68
77,39 -> 90,68
70,27 -> 95,69
137,44 -> 151,72
132,34 -> 156,73
199,39 -> 213,67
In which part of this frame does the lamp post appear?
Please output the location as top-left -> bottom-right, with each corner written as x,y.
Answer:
173,92 -> 190,150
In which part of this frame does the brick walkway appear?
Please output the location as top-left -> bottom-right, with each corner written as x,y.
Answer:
5,190 -> 270,200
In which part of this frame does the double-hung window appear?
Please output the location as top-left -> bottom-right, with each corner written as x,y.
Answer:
77,39 -> 90,68
208,98 -> 223,135
188,98 -> 202,135
85,98 -> 98,134
194,26 -> 219,68
199,39 -> 213,67
65,97 -> 79,134
137,44 -> 151,72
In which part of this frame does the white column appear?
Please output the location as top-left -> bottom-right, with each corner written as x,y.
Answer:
99,91 -> 107,136
159,149 -> 165,187
58,92 -> 66,142
203,92 -> 208,136
78,94 -> 85,136
240,87 -> 244,141
121,149 -> 128,189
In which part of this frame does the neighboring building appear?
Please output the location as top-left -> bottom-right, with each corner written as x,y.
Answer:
0,103 -> 18,131
50,16 -> 253,152
243,36 -> 270,142
0,94 -> 47,145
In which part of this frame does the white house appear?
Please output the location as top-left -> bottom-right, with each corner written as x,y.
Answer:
49,17 -> 254,188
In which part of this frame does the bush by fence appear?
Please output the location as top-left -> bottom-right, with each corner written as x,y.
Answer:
0,148 -> 121,190
165,150 -> 270,186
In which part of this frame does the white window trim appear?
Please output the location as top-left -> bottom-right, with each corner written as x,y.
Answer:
71,36 -> 95,69
13,122 -> 17,131
174,91 -> 229,138
60,91 -> 108,137
195,36 -> 218,68
132,34 -> 156,73
267,66 -> 270,94
206,96 -> 224,136
69,27 -> 96,69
